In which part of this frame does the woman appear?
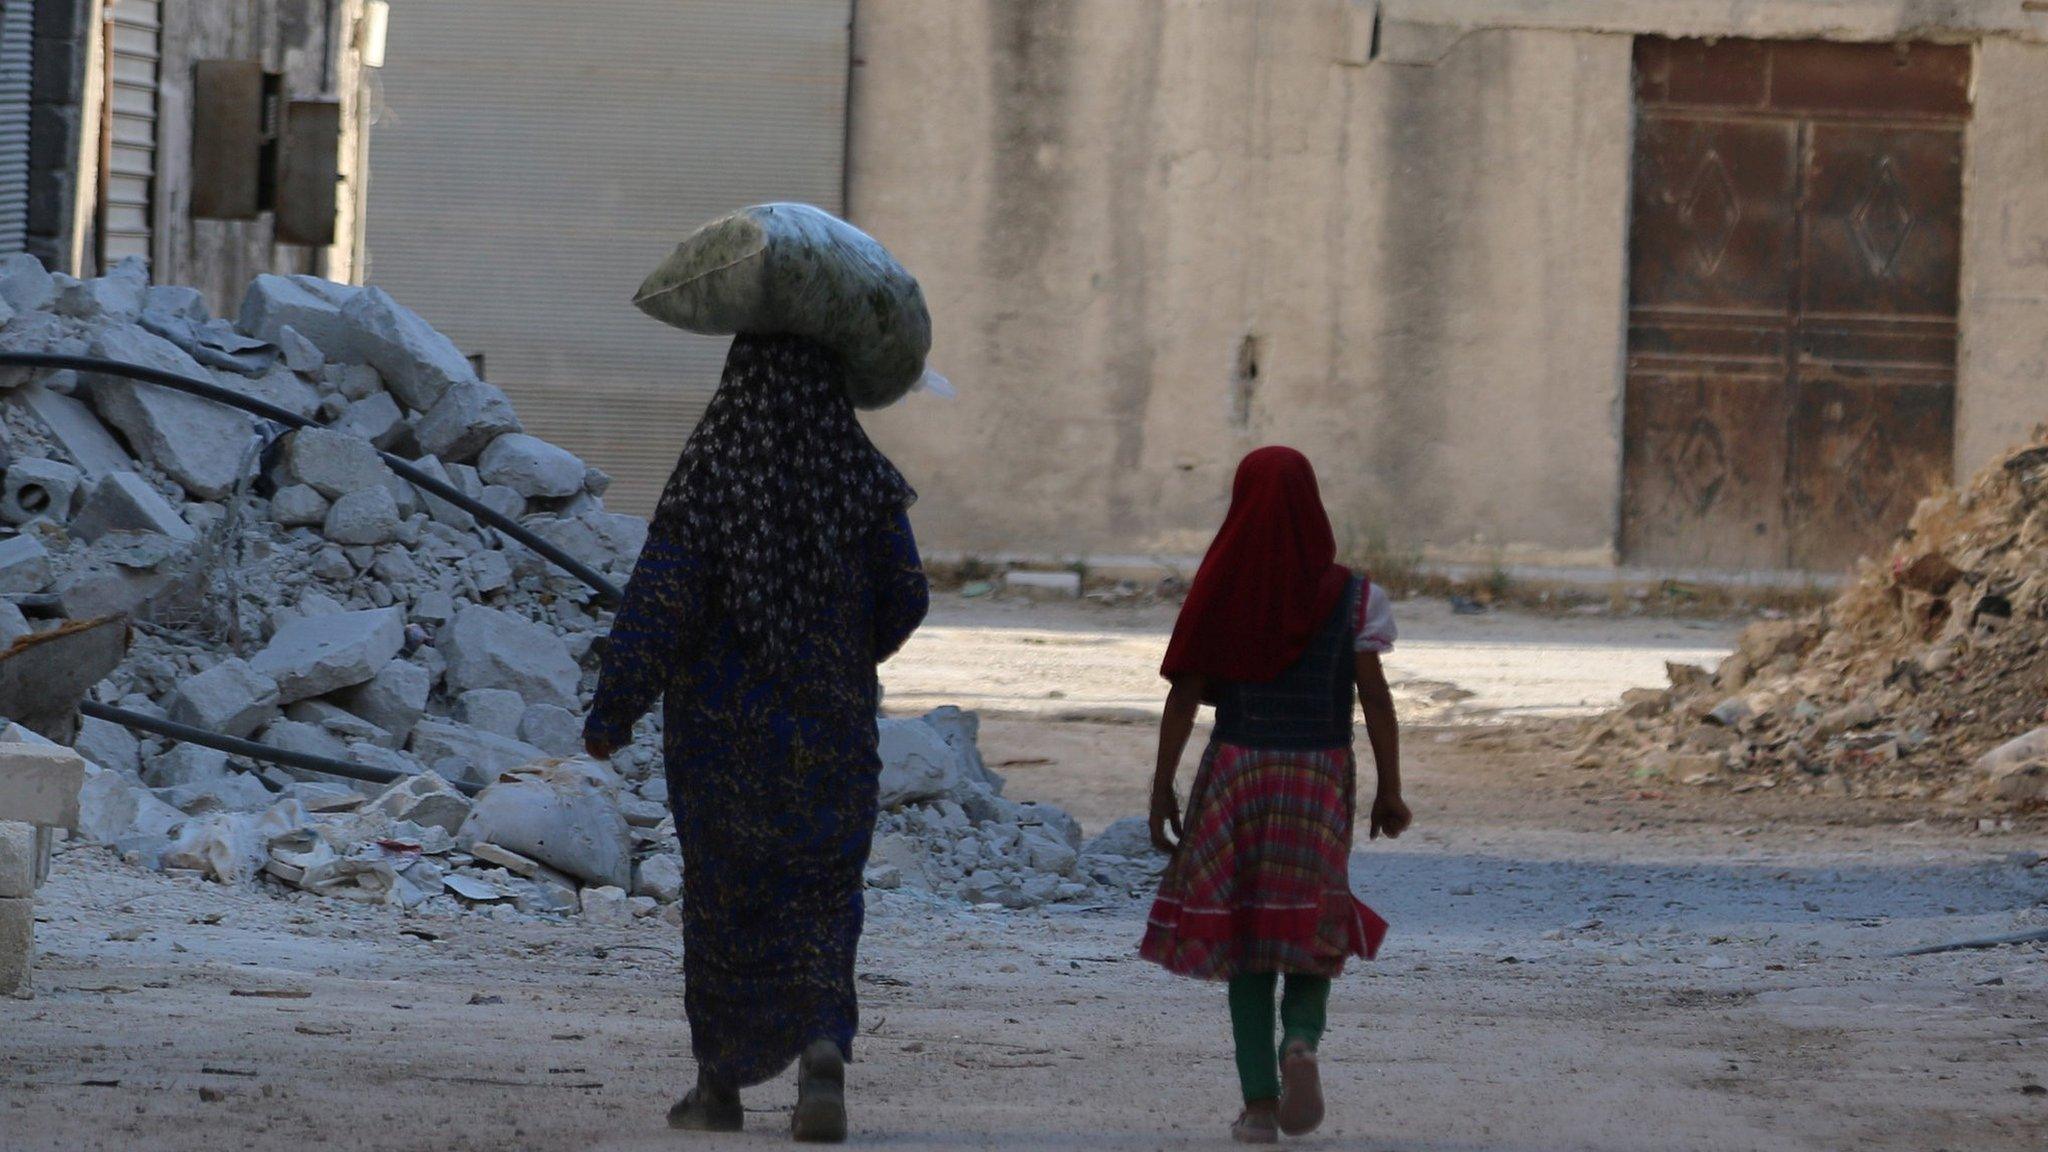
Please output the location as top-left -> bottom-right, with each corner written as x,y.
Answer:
1138,446 -> 1406,1144
583,334 -> 928,1142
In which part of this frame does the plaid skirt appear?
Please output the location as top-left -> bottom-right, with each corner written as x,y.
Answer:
1139,741 -> 1388,980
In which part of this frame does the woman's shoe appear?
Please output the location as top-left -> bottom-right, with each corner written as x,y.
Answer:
668,1078 -> 744,1132
1277,1041 -> 1325,1136
791,1038 -> 848,1143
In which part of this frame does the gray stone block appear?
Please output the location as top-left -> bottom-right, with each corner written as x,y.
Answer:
0,253 -> 55,312
237,274 -> 358,350
407,719 -> 546,787
323,486 -> 401,546
141,745 -> 230,789
168,658 -> 281,739
249,607 -> 404,703
278,427 -> 391,499
269,484 -> 330,528
2,384 -> 135,482
455,689 -> 526,738
439,605 -> 581,710
334,659 -> 430,740
477,434 -> 586,499
69,471 -> 197,543
333,287 -> 479,412
332,392 -> 405,450
416,379 -> 520,463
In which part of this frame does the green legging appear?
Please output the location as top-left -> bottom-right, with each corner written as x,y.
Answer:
1227,973 -> 1331,1103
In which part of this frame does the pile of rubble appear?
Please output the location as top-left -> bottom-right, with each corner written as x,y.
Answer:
1572,427 -> 2048,809
0,257 -> 1158,921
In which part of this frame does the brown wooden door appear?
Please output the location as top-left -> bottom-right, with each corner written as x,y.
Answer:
1622,38 -> 1968,572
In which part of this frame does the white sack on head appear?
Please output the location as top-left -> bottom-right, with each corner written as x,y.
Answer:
632,203 -> 933,410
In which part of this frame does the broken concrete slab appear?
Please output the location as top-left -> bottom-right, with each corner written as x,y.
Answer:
223,364 -> 322,421
439,605 -> 580,710
415,379 -> 520,463
248,607 -> 404,703
86,326 -> 256,500
69,471 -> 197,543
141,745 -> 231,789
53,257 -> 148,324
73,715 -> 140,776
3,384 -> 136,482
478,434 -> 586,500
168,658 -> 282,740
333,287 -> 479,412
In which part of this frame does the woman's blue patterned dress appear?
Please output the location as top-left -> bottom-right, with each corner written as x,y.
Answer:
583,503 -> 928,1089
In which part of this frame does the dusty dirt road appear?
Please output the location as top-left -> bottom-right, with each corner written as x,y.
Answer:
4,595 -> 2045,1151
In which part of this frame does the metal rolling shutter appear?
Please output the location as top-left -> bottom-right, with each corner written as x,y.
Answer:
102,0 -> 160,264
0,0 -> 32,253
368,0 -> 852,516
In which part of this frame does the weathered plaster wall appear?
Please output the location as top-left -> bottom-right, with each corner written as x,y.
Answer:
1957,37 -> 2048,476
852,1 -> 1633,564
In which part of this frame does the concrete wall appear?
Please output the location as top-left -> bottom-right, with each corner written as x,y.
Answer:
1957,38 -> 2048,477
851,1 -> 1634,565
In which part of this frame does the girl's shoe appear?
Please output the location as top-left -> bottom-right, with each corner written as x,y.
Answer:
791,1038 -> 848,1143
668,1080 -> 743,1132
1277,1041 -> 1325,1136
1232,1105 -> 1280,1144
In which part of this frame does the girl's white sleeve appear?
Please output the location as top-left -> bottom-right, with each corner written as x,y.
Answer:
1353,582 -> 1397,654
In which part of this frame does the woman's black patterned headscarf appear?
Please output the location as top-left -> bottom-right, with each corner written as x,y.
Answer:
653,333 -> 916,665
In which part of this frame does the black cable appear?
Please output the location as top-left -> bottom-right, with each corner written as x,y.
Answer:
0,351 -> 624,606
79,699 -> 484,797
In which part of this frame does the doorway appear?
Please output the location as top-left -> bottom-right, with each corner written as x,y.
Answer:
1621,38 -> 1969,571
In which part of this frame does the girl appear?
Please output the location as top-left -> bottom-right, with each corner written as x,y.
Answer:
1140,446 -> 1409,1144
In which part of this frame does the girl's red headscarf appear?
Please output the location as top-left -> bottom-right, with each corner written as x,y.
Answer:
1160,447 -> 1351,684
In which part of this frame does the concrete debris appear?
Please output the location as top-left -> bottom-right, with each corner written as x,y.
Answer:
1558,425 -> 2048,811
2,268 -> 1124,920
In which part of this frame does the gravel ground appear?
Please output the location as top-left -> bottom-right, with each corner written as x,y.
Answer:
3,596 -> 2043,1151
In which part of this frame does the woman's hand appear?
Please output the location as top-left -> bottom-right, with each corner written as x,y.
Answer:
1369,790 -> 1411,840
584,733 -> 618,761
1149,784 -> 1185,854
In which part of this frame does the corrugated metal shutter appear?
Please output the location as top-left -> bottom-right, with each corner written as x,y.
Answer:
368,0 -> 852,516
102,0 -> 160,264
0,0 -> 32,253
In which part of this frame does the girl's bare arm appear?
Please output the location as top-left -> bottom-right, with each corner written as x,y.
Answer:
1355,651 -> 1411,840
1149,673 -> 1206,852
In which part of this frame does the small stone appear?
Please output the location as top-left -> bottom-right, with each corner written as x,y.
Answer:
0,252 -> 56,312
141,745 -> 230,789
269,484 -> 331,528
477,486 -> 525,523
517,704 -> 583,757
277,325 -> 324,374
53,257 -> 148,323
467,550 -> 512,594
632,854 -> 683,902
332,392 -> 406,450
1705,697 -> 1755,727
323,486 -> 401,545
456,689 -> 527,738
579,884 -> 632,924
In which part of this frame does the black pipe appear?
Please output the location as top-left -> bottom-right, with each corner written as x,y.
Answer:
0,352 -> 624,606
79,699 -> 484,798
